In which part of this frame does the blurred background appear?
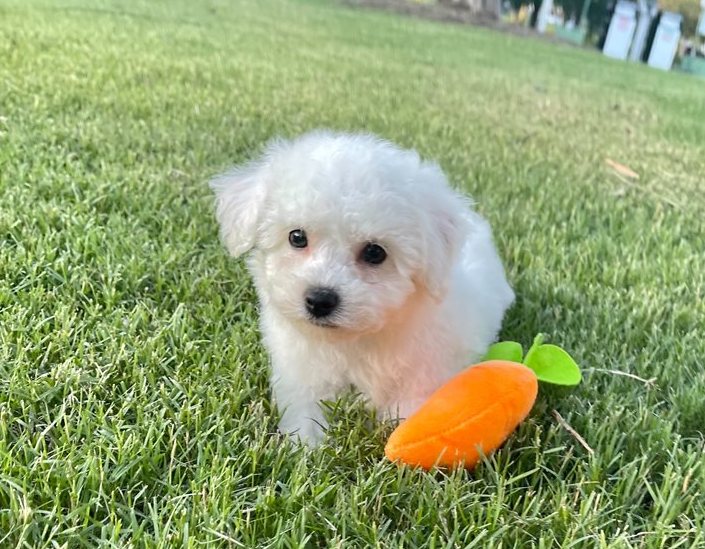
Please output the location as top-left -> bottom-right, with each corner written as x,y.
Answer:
353,0 -> 705,76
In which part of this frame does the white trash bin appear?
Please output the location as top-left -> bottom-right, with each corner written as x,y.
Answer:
647,12 -> 683,70
604,1 -> 638,60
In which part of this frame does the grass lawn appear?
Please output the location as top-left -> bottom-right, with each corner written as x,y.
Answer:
1,0 -> 704,545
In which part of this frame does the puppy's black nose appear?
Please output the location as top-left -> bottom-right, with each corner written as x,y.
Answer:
305,287 -> 340,319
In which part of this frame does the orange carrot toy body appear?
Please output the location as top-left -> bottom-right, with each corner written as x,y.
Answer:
385,360 -> 538,470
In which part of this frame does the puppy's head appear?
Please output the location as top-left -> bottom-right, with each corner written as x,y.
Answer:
211,131 -> 472,335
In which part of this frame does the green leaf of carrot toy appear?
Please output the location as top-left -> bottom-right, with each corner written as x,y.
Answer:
484,334 -> 582,386
524,343 -> 582,386
523,333 -> 544,367
483,341 -> 523,363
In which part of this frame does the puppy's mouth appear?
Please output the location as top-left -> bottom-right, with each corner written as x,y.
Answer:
307,316 -> 340,329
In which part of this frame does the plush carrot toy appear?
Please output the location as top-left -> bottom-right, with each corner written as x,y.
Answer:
385,335 -> 581,470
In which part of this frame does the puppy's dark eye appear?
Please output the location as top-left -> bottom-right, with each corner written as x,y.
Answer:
360,243 -> 387,265
288,229 -> 308,248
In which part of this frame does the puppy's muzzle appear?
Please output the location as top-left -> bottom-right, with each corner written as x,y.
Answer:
305,287 -> 340,319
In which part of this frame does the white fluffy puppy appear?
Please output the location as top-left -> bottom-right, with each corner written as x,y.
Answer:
211,131 -> 514,445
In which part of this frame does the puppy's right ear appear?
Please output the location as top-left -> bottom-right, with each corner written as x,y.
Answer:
209,160 -> 268,258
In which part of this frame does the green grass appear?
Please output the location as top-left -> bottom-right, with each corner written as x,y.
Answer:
1,0 -> 704,546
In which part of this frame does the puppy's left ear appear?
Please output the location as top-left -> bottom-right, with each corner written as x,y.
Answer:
418,165 -> 473,301
209,159 -> 268,258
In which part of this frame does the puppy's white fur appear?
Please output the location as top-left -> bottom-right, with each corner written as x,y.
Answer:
211,131 -> 514,445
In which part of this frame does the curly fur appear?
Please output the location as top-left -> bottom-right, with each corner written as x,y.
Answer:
211,131 -> 514,445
